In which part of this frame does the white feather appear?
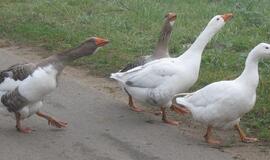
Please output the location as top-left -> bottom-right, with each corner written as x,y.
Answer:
169,21 -> 175,26
18,65 -> 58,102
0,78 -> 22,91
175,43 -> 270,129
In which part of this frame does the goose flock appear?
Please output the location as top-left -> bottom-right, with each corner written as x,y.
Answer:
0,12 -> 269,145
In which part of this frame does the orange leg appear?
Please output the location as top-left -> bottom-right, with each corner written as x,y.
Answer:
170,104 -> 190,114
124,89 -> 162,115
15,113 -> 32,133
161,107 -> 179,126
204,125 -> 221,144
151,110 -> 162,116
124,88 -> 144,112
128,95 -> 144,112
36,112 -> 68,128
128,95 -> 162,115
235,123 -> 258,143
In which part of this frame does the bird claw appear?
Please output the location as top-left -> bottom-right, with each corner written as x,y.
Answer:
153,111 -> 162,116
241,137 -> 258,143
163,119 -> 180,126
130,107 -> 144,112
48,119 -> 68,128
170,105 -> 190,114
16,126 -> 32,134
206,139 -> 221,145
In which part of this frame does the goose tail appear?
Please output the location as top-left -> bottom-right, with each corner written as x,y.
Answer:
172,92 -> 194,112
110,72 -> 126,84
174,92 -> 193,97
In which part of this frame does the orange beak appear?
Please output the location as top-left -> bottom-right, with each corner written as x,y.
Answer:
165,12 -> 177,22
221,13 -> 233,22
95,37 -> 109,46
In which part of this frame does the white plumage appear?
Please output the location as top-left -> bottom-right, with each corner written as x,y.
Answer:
174,43 -> 270,144
176,81 -> 254,129
112,58 -> 196,107
0,77 -> 21,91
18,65 -> 57,102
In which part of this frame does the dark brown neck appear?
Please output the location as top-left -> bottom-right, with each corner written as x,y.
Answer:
54,44 -> 97,63
40,43 -> 97,65
37,43 -> 97,74
153,21 -> 172,58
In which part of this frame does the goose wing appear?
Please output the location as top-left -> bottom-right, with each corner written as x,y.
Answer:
120,56 -> 149,72
180,81 -> 237,108
0,63 -> 36,83
123,59 -> 179,88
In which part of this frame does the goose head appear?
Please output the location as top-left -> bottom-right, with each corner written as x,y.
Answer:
153,12 -> 176,57
165,12 -> 177,26
206,13 -> 233,32
78,37 -> 109,55
83,37 -> 109,49
160,12 -> 176,37
41,37 -> 109,66
252,43 -> 270,59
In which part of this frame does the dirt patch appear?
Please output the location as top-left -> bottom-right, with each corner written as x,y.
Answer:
0,40 -> 269,160
0,39 -> 12,48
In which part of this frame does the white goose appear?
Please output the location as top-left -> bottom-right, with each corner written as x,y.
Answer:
111,13 -> 233,125
174,43 -> 270,144
0,37 -> 109,133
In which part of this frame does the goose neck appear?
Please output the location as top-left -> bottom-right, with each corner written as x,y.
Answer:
183,26 -> 216,57
152,23 -> 172,58
236,51 -> 260,88
59,46 -> 97,62
47,45 -> 97,65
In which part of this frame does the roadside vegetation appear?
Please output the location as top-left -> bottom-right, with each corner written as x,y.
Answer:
0,0 -> 270,140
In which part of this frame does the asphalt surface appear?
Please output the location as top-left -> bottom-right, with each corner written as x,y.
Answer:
0,47 -> 234,160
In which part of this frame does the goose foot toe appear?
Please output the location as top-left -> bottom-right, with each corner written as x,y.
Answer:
16,126 -> 32,134
163,119 -> 179,126
241,137 -> 258,143
206,139 -> 221,145
130,106 -> 144,112
48,119 -> 68,128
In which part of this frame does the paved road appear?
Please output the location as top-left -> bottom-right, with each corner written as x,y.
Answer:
0,48 -> 233,160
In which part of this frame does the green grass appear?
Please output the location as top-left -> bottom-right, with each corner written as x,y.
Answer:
1,0 -> 270,140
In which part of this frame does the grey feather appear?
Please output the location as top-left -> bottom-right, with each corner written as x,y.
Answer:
0,63 -> 36,83
1,87 -> 30,112
120,56 -> 149,72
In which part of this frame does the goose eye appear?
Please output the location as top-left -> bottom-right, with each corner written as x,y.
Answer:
216,18 -> 220,21
266,47 -> 269,49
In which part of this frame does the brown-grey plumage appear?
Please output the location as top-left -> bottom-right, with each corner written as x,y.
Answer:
0,37 -> 109,133
120,56 -> 148,72
0,63 -> 36,83
120,12 -> 176,72
0,37 -> 109,84
1,87 -> 29,112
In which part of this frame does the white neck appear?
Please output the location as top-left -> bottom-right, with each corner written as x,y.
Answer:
235,50 -> 260,89
179,25 -> 217,60
176,24 -> 220,78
